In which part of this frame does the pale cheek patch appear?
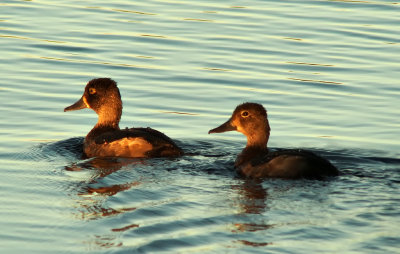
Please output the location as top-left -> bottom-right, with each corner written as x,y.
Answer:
232,118 -> 240,130
83,96 -> 90,108
233,118 -> 245,134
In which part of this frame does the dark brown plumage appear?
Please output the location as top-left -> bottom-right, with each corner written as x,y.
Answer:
64,78 -> 183,158
209,102 -> 338,179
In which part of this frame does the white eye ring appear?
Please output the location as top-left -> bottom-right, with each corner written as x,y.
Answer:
241,111 -> 249,117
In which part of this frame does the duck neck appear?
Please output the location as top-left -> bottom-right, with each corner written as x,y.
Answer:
235,145 -> 269,168
87,107 -> 122,140
245,123 -> 270,150
246,133 -> 269,149
235,125 -> 270,168
96,109 -> 121,129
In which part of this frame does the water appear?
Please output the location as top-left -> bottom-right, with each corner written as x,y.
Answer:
1,0 -> 399,253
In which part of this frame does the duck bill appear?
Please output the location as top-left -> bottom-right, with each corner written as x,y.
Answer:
208,119 -> 237,134
64,97 -> 87,112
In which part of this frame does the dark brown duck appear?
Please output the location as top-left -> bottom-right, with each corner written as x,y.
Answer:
209,102 -> 338,179
64,78 -> 183,158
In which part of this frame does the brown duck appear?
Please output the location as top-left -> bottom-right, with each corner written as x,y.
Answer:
64,78 -> 183,158
209,102 -> 338,179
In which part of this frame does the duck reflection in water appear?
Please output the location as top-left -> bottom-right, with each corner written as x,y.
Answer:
230,179 -> 274,247
64,157 -> 154,249
65,157 -> 146,220
66,156 -> 147,181
209,102 -> 339,179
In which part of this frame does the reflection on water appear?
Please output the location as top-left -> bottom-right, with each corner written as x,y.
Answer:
74,200 -> 137,221
287,77 -> 343,85
5,131 -> 400,253
60,143 -> 345,251
83,235 -> 122,251
57,139 -> 283,250
230,180 -> 274,248
67,157 -> 274,250
66,158 -> 144,222
26,54 -> 163,70
232,179 -> 267,215
112,223 -> 140,232
66,157 -> 148,179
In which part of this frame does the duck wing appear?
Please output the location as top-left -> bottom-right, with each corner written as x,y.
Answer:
94,127 -> 183,157
250,149 -> 338,178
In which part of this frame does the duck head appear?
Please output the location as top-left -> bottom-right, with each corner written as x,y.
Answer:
64,78 -> 122,126
209,102 -> 271,148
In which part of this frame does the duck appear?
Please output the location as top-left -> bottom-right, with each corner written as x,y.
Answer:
64,78 -> 183,158
208,102 -> 338,179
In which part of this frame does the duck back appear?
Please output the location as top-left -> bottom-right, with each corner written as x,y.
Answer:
83,127 -> 183,158
236,149 -> 338,179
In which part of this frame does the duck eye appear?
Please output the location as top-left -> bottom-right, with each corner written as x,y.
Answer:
241,111 -> 249,117
88,88 -> 96,95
